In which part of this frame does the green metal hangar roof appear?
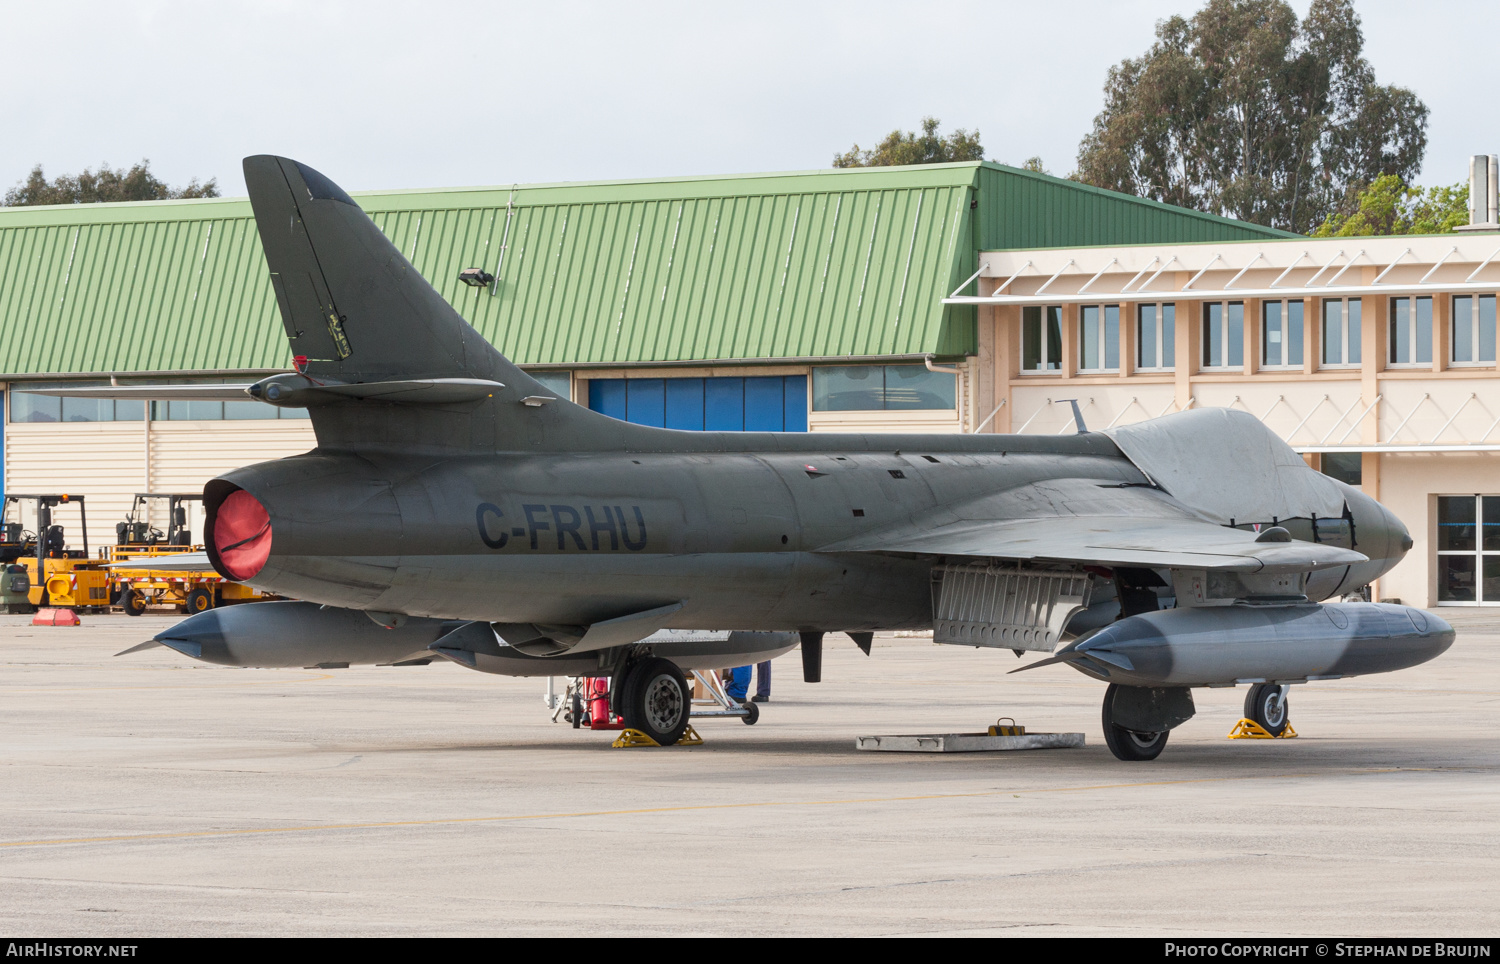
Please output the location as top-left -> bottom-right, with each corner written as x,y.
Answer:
0,162 -> 1291,378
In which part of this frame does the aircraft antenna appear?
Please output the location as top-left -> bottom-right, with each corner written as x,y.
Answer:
1057,398 -> 1088,434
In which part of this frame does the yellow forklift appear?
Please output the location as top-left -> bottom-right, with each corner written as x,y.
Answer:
106,493 -> 277,615
2,494 -> 111,611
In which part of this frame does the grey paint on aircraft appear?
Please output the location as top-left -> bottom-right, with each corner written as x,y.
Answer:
113,156 -> 1448,733
1026,602 -> 1456,687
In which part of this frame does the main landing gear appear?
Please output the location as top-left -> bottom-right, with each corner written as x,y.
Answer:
1101,689 -> 1169,761
613,656 -> 691,747
1099,683 -> 1197,761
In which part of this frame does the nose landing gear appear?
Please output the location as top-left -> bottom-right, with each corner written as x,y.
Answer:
1244,683 -> 1291,737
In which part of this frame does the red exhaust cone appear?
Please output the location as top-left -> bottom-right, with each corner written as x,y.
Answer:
215,490 -> 272,581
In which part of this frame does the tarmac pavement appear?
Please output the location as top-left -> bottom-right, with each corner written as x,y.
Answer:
0,610 -> 1495,937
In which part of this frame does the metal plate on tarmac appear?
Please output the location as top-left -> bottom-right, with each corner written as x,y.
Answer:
855,732 -> 1085,753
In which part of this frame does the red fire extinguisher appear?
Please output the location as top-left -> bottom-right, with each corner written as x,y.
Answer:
587,677 -> 612,728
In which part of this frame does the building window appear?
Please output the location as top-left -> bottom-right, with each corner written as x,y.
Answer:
1436,495 -> 1500,604
1136,303 -> 1175,370
592,375 -> 808,430
1321,298 -> 1362,366
813,365 -> 954,411
1389,296 -> 1433,366
1262,300 -> 1304,368
1077,305 -> 1119,372
1202,301 -> 1244,369
1320,450 -> 1362,486
8,382 -> 144,423
1451,295 -> 1496,365
524,370 -> 572,400
1021,306 -> 1062,372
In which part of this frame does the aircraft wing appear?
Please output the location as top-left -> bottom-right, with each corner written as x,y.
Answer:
818,479 -> 1365,573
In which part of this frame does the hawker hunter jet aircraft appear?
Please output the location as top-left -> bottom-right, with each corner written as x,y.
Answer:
69,155 -> 1452,759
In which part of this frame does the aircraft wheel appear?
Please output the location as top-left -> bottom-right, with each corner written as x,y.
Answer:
121,589 -> 147,617
1245,683 -> 1289,736
619,657 -> 690,746
741,699 -> 759,725
1101,683 -> 1169,761
184,589 -> 214,614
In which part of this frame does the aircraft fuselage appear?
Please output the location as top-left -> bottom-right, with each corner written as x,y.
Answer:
210,429 -> 1397,632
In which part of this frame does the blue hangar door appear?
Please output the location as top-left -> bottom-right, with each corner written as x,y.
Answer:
588,376 -> 808,432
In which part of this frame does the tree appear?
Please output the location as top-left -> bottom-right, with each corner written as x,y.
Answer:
1313,174 -> 1468,237
833,117 -> 984,168
3,160 -> 218,206
1074,0 -> 1428,234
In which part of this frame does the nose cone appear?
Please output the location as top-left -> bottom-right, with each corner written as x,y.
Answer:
1343,487 -> 1411,584
1407,607 -> 1456,664
1388,503 -> 1414,554
154,608 -> 233,665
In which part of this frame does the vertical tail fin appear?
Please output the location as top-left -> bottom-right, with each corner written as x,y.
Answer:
244,155 -> 635,454
245,155 -> 498,384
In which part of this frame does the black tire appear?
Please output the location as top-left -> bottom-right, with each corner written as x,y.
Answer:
108,585 -> 123,606
619,657 -> 690,746
1244,683 -> 1289,736
570,687 -> 582,729
1101,683 -> 1169,761
184,588 -> 213,614
741,699 -> 759,725
121,589 -> 146,616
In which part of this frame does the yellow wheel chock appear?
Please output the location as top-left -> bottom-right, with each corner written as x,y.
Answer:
1227,718 -> 1298,740
612,725 -> 704,748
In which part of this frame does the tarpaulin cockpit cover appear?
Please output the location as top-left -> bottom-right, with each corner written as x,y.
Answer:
215,490 -> 272,581
1104,408 -> 1347,526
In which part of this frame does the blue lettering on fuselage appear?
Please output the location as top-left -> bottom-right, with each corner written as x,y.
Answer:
477,502 -> 647,551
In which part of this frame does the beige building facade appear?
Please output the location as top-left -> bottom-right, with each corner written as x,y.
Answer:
951,232 -> 1500,607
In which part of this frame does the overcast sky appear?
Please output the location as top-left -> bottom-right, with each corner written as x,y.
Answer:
0,0 -> 1489,199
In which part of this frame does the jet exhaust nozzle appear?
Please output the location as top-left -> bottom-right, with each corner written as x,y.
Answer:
1044,602 -> 1453,687
205,485 -> 273,582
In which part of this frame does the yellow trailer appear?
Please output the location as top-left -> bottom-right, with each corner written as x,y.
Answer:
106,546 -> 278,615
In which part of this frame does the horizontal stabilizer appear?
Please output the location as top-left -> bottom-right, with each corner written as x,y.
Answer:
35,384 -> 255,401
33,377 -> 506,407
299,378 -> 504,403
